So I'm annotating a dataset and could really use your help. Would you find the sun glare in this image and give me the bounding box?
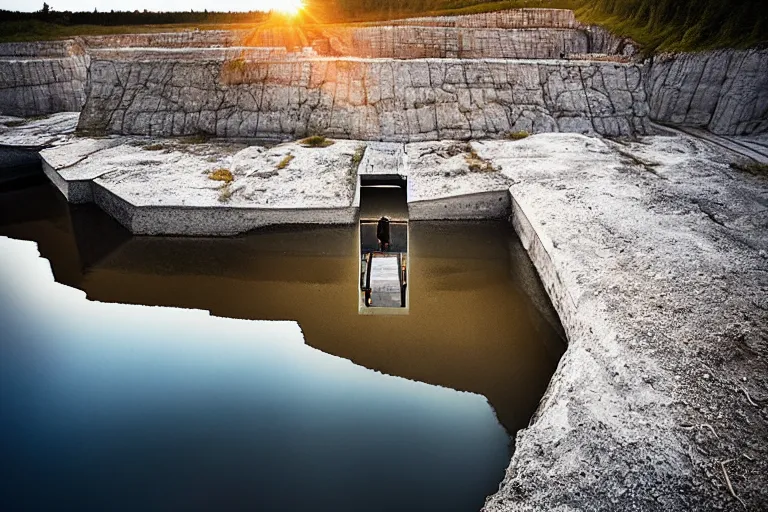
[273,0,305,16]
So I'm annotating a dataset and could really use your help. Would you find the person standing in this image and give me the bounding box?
[376,216,391,251]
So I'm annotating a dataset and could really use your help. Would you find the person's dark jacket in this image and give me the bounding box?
[376,217,391,245]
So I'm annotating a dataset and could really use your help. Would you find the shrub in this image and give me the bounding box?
[505,130,530,140]
[301,135,334,148]
[143,143,166,151]
[276,154,294,169]
[209,168,234,183]
[465,149,497,172]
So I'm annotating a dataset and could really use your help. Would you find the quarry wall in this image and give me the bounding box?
[647,49,768,135]
[77,56,650,139]
[0,41,88,117]
[2,8,766,136]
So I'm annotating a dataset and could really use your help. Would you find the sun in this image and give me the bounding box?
[273,0,304,16]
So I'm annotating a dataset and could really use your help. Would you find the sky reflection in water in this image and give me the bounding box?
[0,237,510,512]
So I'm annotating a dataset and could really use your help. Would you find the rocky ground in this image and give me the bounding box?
[40,136,361,209]
[0,112,78,147]
[477,133,768,510]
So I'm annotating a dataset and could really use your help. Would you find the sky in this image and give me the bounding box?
[0,0,286,12]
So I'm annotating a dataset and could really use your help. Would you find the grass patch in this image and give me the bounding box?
[143,143,166,151]
[348,144,366,189]
[208,168,234,183]
[276,154,294,170]
[465,149,497,172]
[730,161,768,177]
[0,19,266,43]
[504,130,530,140]
[300,135,334,148]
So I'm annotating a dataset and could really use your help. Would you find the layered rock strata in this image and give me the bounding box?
[78,56,650,139]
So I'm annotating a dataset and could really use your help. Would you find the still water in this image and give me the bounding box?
[0,179,565,512]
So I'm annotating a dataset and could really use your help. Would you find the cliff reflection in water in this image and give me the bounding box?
[0,181,566,436]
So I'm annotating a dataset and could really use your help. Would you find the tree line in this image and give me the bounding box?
[0,4,267,26]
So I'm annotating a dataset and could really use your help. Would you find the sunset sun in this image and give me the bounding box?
[272,0,304,16]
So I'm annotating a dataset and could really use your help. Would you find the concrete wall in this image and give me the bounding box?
[647,49,768,135]
[408,190,511,220]
[0,41,87,117]
[91,181,358,236]
[77,56,650,139]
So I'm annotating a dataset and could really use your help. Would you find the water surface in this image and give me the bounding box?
[0,180,565,511]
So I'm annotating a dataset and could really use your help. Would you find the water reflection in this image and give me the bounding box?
[0,237,510,511]
[0,180,567,511]
[0,182,566,435]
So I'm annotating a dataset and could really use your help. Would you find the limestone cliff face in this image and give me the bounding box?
[0,41,88,117]
[392,8,581,29]
[343,27,589,59]
[647,49,768,135]
[77,56,649,139]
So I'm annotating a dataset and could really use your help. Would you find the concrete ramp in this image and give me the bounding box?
[369,254,403,308]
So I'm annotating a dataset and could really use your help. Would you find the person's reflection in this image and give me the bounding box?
[376,216,390,251]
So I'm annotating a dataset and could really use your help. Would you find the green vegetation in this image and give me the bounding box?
[575,0,768,52]
[0,7,267,42]
[301,135,334,148]
[323,0,766,51]
[348,144,366,189]
[208,168,234,183]
[465,148,497,172]
[276,154,295,169]
[504,130,530,140]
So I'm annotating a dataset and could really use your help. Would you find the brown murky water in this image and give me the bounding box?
[0,178,565,512]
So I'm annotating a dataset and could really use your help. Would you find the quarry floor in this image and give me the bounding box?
[1,115,767,509]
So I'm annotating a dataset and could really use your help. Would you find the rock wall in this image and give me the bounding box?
[0,40,83,57]
[391,8,579,28]
[345,27,588,59]
[0,41,88,117]
[647,49,768,135]
[81,30,248,48]
[77,56,650,139]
